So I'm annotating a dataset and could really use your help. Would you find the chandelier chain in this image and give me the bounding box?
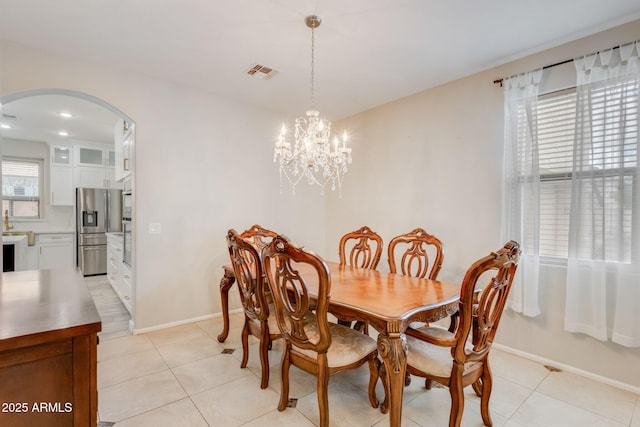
[310,26,315,110]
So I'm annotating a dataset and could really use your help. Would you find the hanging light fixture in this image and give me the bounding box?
[273,15,352,195]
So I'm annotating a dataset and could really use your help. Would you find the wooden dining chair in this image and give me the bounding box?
[403,241,521,427]
[388,227,450,358]
[262,236,380,427]
[339,225,383,270]
[239,224,285,322]
[387,228,444,279]
[337,226,383,333]
[226,228,282,389]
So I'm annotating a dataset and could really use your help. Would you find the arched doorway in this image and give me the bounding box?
[1,88,135,338]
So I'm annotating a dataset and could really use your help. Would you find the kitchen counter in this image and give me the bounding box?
[3,234,27,244]
[0,269,101,426]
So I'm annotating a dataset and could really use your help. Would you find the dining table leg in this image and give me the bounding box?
[217,267,236,342]
[377,329,408,427]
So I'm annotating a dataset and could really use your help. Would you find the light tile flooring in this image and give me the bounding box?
[87,276,640,426]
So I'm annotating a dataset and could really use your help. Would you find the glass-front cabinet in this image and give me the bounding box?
[75,145,114,168]
[77,146,104,166]
[51,145,72,166]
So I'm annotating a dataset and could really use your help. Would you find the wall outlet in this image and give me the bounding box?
[148,223,161,234]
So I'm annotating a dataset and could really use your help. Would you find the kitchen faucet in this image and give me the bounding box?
[4,210,14,231]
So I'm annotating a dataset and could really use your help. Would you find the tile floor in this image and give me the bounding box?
[89,276,640,426]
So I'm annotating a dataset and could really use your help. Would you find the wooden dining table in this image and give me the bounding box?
[217,261,460,426]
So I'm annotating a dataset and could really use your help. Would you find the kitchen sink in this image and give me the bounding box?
[2,231,36,246]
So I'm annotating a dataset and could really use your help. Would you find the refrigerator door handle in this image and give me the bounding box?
[82,246,105,251]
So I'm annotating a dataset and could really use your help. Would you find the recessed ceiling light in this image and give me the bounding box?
[58,112,74,118]
[58,130,69,136]
[0,124,12,129]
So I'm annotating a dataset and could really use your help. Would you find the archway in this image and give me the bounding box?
[1,88,135,337]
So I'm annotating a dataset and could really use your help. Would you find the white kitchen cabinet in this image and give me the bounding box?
[51,145,73,165]
[106,233,131,314]
[75,145,113,167]
[50,166,75,206]
[120,263,133,313]
[75,166,121,189]
[49,144,74,206]
[107,233,122,288]
[76,166,106,188]
[114,119,133,182]
[76,146,104,166]
[74,144,120,189]
[37,233,74,270]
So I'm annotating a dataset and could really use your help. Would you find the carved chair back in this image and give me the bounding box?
[263,236,332,354]
[226,229,268,322]
[239,224,279,251]
[338,226,383,270]
[387,228,444,279]
[454,241,520,364]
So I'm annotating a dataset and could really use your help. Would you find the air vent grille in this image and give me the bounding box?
[246,64,278,80]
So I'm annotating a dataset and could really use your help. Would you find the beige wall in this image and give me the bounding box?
[328,20,640,390]
[0,40,327,331]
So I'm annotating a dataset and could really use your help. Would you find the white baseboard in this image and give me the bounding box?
[493,343,640,395]
[130,315,638,395]
[132,308,244,335]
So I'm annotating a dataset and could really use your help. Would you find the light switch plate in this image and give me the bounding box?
[148,223,161,234]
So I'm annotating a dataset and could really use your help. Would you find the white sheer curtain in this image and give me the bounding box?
[564,42,640,347]
[502,69,543,317]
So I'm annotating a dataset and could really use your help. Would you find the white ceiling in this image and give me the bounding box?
[2,94,120,145]
[1,0,640,143]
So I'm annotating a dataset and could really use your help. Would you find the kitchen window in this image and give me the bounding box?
[2,157,43,219]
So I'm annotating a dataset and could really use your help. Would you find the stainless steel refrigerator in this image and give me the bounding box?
[76,188,122,276]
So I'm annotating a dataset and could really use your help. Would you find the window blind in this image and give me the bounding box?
[532,80,638,260]
[2,158,42,218]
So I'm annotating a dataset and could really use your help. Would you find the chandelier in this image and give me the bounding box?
[273,15,352,195]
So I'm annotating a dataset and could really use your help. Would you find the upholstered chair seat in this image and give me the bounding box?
[406,327,480,378]
[296,321,378,367]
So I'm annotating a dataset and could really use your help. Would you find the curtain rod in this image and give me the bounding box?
[493,40,638,87]
[493,58,573,86]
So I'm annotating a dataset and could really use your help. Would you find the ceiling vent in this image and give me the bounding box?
[246,63,278,80]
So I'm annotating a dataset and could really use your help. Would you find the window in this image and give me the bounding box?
[532,81,638,260]
[2,157,43,219]
[536,89,576,258]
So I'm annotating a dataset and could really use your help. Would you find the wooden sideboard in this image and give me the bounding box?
[0,269,101,426]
